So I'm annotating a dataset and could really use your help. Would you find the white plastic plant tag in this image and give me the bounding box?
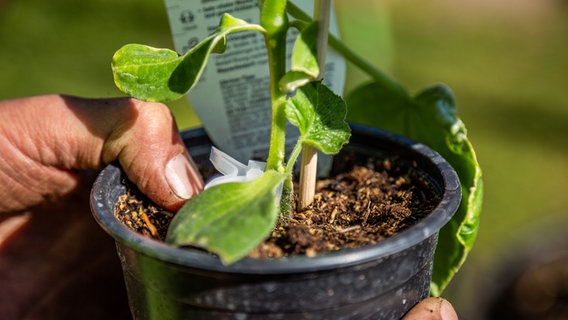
[205,146,266,189]
[164,0,346,166]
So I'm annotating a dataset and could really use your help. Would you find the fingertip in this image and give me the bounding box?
[121,152,203,212]
[165,154,198,200]
[402,297,458,320]
[440,298,459,320]
[158,153,203,211]
[166,153,203,196]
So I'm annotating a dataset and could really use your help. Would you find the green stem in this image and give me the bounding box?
[261,0,289,172]
[286,2,407,96]
[285,140,303,174]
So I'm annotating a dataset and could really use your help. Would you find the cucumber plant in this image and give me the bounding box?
[111,0,482,296]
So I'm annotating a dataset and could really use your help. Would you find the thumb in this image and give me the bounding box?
[402,297,458,320]
[0,95,203,213]
[99,98,204,211]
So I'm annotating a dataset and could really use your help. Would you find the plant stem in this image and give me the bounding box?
[286,2,407,96]
[285,140,303,174]
[261,0,289,172]
[328,36,407,95]
[298,0,331,209]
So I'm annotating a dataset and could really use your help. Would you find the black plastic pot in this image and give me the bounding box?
[90,124,460,320]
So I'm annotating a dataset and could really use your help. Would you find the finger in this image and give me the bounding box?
[58,95,205,209]
[0,95,86,212]
[0,95,203,213]
[402,297,459,320]
[96,98,204,211]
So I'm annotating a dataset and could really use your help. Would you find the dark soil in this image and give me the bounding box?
[115,158,440,259]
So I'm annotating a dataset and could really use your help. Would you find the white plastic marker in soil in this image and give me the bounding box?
[164,0,345,166]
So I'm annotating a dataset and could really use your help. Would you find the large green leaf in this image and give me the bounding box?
[285,81,351,154]
[166,170,286,265]
[346,82,483,296]
[112,14,265,102]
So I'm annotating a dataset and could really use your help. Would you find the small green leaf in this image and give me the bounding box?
[285,81,351,154]
[279,71,312,93]
[112,14,265,102]
[279,22,319,92]
[166,170,286,265]
[112,45,185,102]
[346,82,483,296]
[290,22,319,77]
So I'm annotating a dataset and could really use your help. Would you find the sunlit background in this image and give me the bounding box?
[2,0,567,318]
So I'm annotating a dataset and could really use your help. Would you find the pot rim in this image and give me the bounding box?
[90,124,461,274]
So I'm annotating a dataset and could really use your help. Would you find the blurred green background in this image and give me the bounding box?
[2,0,567,318]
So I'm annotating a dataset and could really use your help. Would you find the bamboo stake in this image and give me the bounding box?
[298,0,331,209]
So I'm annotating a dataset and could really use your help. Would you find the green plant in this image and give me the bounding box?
[111,0,482,296]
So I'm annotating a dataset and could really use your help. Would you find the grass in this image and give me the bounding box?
[2,0,568,317]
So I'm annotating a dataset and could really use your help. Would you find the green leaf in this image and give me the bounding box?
[346,82,483,296]
[279,71,313,92]
[112,14,265,102]
[279,21,319,92]
[166,170,286,265]
[285,81,351,154]
[111,45,184,102]
[290,22,319,77]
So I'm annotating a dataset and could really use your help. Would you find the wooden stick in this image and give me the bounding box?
[298,0,331,210]
[298,144,317,209]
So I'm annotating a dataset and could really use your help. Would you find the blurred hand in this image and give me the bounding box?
[403,297,459,320]
[0,94,203,213]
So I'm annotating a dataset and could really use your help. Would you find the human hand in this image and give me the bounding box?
[0,94,203,213]
[403,297,459,320]
[0,94,203,318]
